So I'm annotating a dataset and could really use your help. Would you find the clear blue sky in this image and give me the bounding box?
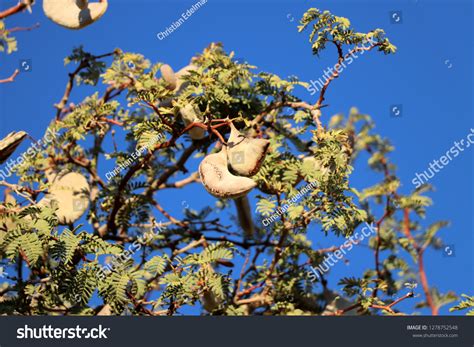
[0,0,472,315]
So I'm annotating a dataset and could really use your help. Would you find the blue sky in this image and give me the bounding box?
[0,0,472,315]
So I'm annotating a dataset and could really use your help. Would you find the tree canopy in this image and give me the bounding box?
[0,6,472,316]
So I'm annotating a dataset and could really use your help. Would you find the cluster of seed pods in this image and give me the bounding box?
[199,124,270,199]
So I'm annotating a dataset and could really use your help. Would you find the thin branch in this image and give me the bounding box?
[403,208,438,315]
[143,101,174,130]
[1,22,40,34]
[372,202,391,298]
[0,69,19,84]
[152,199,187,227]
[106,138,195,234]
[365,144,438,315]
[236,282,265,299]
[63,150,107,189]
[313,42,382,128]
[55,51,116,120]
[158,172,199,189]
[147,142,199,195]
[234,250,251,299]
[329,302,361,316]
[173,237,206,255]
[387,292,415,309]
[0,1,28,20]
[370,292,414,314]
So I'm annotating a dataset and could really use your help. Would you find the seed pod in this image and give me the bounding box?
[227,123,270,177]
[175,64,197,79]
[160,64,177,91]
[180,104,206,140]
[234,195,254,239]
[157,65,198,108]
[199,147,256,199]
[43,0,108,30]
[38,172,90,225]
[0,131,27,164]
[174,64,198,93]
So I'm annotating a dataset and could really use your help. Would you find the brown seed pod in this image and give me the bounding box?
[160,64,178,91]
[158,65,198,108]
[234,195,254,239]
[0,131,27,164]
[38,172,90,225]
[227,123,270,177]
[180,104,206,140]
[199,147,256,199]
[43,0,108,30]
[174,64,198,93]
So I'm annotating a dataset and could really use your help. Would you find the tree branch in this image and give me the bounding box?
[55,51,116,120]
[1,22,40,34]
[0,1,28,20]
[0,69,19,84]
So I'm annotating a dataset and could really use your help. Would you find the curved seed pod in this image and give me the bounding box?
[43,0,108,30]
[160,64,177,91]
[234,195,254,239]
[174,64,198,93]
[180,104,206,140]
[227,123,270,177]
[175,64,198,79]
[38,172,90,225]
[0,131,27,164]
[158,65,198,108]
[199,147,256,199]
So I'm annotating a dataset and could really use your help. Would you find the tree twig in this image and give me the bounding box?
[1,22,40,34]
[0,69,19,84]
[0,1,28,20]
